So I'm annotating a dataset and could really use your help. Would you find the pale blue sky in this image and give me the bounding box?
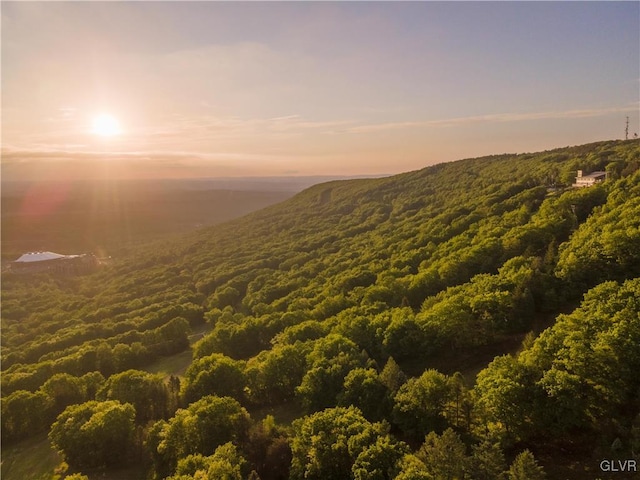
[2,1,638,179]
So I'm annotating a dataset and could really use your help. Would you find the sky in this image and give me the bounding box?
[2,1,639,180]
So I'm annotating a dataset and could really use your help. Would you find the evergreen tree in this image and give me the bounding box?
[508,450,546,480]
[417,428,467,480]
[468,440,507,480]
[380,356,407,393]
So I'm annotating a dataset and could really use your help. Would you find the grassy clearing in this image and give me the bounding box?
[249,401,305,426]
[1,433,146,480]
[144,347,194,379]
[1,433,61,480]
[1,433,148,480]
[76,465,148,480]
[143,322,212,379]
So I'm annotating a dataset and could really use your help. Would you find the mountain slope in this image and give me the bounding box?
[2,139,639,479]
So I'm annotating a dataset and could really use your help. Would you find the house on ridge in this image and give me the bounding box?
[572,170,607,188]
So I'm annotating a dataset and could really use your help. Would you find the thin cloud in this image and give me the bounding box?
[349,105,639,133]
[136,114,355,141]
[1,146,301,166]
[265,115,353,132]
[348,121,424,134]
[5,112,356,154]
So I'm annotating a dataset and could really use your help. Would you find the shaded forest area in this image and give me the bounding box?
[2,139,639,480]
[1,179,293,262]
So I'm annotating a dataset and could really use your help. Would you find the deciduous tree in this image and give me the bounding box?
[49,400,135,469]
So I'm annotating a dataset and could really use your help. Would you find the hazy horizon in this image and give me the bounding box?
[2,1,638,181]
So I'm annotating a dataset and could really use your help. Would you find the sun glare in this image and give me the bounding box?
[91,114,122,136]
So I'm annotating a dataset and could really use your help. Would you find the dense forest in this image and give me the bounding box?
[2,139,639,480]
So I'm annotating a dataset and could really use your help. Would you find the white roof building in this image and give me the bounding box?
[10,251,94,274]
[14,251,79,263]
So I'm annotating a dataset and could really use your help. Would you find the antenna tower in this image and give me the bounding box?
[626,116,629,140]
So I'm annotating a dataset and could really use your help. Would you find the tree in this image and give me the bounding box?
[199,442,247,479]
[507,450,546,480]
[383,314,426,361]
[333,313,386,361]
[41,373,85,416]
[474,355,538,441]
[416,429,467,480]
[394,454,432,480]
[211,286,241,309]
[468,440,507,480]
[271,320,329,345]
[1,390,53,442]
[152,395,251,474]
[167,443,248,480]
[95,342,116,377]
[79,371,106,399]
[181,354,246,404]
[443,372,474,433]
[351,434,408,480]
[392,370,453,440]
[290,406,397,480]
[379,356,407,394]
[245,343,309,405]
[49,400,135,469]
[339,368,392,422]
[97,369,171,423]
[155,317,191,355]
[243,415,292,480]
[296,334,368,411]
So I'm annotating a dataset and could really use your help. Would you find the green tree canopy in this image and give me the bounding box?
[392,370,453,440]
[97,369,171,423]
[151,395,251,474]
[416,429,467,480]
[166,443,248,480]
[290,406,404,480]
[507,450,546,480]
[49,400,135,469]
[181,354,247,404]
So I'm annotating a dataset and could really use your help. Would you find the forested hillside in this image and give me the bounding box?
[2,139,639,480]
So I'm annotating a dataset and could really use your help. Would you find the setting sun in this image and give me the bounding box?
[91,114,121,136]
